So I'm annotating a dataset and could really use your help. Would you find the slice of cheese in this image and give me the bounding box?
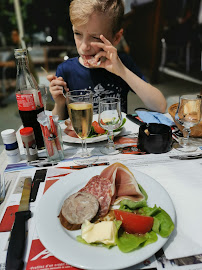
[81,220,116,245]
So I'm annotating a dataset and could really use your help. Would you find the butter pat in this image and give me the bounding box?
[81,220,116,245]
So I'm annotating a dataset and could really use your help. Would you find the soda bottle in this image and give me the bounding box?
[14,48,44,149]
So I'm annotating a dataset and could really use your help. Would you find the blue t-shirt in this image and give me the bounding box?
[56,53,146,113]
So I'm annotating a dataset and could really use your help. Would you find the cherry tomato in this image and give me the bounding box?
[92,121,106,134]
[114,209,154,234]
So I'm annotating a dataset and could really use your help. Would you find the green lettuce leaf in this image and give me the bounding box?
[152,208,175,237]
[87,118,126,138]
[138,184,148,200]
[139,206,174,238]
[115,229,158,253]
[114,118,126,132]
[76,235,116,249]
[120,199,148,212]
[138,205,161,216]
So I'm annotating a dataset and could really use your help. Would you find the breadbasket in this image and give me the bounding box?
[168,103,202,137]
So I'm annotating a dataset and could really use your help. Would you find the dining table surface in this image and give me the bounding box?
[0,111,202,270]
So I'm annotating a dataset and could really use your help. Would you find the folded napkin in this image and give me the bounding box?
[136,111,175,126]
[138,159,202,260]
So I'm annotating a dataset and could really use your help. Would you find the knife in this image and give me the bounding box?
[169,153,202,160]
[57,162,110,170]
[6,177,32,270]
[30,169,47,202]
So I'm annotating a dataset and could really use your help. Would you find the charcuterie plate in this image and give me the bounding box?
[36,166,175,270]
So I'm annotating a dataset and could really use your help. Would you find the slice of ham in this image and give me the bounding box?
[100,163,144,204]
[64,119,78,138]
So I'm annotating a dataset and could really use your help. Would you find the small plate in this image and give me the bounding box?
[61,114,121,144]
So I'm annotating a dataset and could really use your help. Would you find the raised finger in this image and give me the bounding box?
[57,76,65,81]
[99,35,112,45]
[47,74,57,82]
[91,41,106,51]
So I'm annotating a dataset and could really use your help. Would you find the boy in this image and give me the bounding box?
[48,0,166,120]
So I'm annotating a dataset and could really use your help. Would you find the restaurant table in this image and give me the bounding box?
[0,113,202,270]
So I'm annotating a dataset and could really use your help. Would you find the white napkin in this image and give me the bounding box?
[136,159,202,259]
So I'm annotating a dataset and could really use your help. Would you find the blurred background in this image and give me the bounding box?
[0,0,202,153]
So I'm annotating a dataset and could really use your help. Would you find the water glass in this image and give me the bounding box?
[98,97,122,155]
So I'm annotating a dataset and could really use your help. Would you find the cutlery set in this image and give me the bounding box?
[6,177,32,270]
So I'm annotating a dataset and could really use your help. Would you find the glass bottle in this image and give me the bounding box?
[14,48,44,149]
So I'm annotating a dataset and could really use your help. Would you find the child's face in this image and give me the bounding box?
[73,12,116,67]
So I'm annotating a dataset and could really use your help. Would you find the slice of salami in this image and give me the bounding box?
[80,175,114,217]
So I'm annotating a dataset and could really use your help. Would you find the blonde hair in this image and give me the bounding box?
[69,0,124,36]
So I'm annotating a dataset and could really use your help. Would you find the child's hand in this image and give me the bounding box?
[47,75,68,105]
[90,35,124,77]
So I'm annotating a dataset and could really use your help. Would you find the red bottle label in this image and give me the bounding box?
[16,93,36,111]
[38,91,44,108]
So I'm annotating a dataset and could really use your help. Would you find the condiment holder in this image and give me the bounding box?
[37,112,64,162]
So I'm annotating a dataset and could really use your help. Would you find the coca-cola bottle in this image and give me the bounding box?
[14,48,44,149]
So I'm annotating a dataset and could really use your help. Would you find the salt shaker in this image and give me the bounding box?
[1,129,21,163]
[20,127,38,161]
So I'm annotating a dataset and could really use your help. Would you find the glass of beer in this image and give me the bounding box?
[66,90,97,164]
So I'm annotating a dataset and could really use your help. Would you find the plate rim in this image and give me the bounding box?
[36,166,176,270]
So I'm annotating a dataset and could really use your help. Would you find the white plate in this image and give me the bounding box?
[61,114,122,143]
[36,167,175,270]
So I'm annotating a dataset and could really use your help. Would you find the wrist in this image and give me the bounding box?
[53,102,67,120]
[55,96,66,105]
[117,64,128,80]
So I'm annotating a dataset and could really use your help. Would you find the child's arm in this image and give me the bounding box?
[91,35,167,113]
[47,75,69,119]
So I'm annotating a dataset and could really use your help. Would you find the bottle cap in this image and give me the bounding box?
[1,129,17,144]
[20,127,34,136]
[14,48,27,58]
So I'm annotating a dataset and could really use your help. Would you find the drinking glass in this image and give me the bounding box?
[98,97,122,155]
[175,94,202,152]
[66,90,97,164]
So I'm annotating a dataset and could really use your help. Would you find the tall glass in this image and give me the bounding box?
[98,97,122,155]
[175,94,202,152]
[66,90,97,164]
